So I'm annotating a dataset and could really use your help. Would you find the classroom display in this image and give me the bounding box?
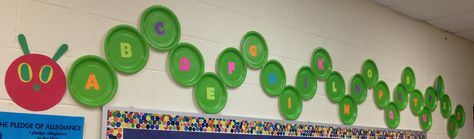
[103,107,426,139]
[2,4,467,138]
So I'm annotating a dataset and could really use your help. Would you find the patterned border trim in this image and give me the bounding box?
[103,107,425,139]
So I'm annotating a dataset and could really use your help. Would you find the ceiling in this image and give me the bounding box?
[373,0,474,42]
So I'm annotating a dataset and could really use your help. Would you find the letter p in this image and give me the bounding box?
[228,62,235,74]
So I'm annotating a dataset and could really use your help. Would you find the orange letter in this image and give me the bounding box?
[85,73,100,91]
[413,98,418,107]
[249,45,257,57]
[378,90,383,99]
[344,104,350,115]
[288,98,292,109]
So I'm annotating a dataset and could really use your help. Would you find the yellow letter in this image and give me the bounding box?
[206,87,215,100]
[120,43,132,57]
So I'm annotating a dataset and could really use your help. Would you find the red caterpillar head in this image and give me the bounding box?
[5,34,68,111]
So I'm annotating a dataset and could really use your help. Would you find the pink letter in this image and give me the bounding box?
[228,62,235,74]
[180,57,190,71]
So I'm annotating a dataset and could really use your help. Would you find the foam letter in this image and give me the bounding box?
[228,62,235,74]
[249,45,257,57]
[120,43,132,58]
[406,76,410,84]
[206,87,215,100]
[414,98,418,107]
[269,73,277,84]
[317,59,324,70]
[332,82,337,92]
[367,69,372,78]
[344,104,350,115]
[389,111,394,119]
[378,90,383,99]
[288,98,292,109]
[180,57,190,71]
[155,22,165,35]
[304,78,308,88]
[85,73,100,91]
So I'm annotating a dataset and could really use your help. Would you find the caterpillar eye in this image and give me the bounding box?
[39,65,53,83]
[18,63,32,83]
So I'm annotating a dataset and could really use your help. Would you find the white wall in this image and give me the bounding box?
[0,0,473,138]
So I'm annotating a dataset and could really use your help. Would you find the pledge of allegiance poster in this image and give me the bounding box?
[0,112,84,139]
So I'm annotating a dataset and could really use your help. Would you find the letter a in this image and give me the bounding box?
[120,43,132,57]
[85,73,100,91]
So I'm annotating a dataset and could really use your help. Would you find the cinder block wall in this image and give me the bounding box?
[0,0,473,138]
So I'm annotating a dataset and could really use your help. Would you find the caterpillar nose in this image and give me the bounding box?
[33,84,41,91]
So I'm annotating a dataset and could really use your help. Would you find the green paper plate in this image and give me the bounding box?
[194,73,227,114]
[409,89,424,116]
[216,47,247,88]
[339,95,357,125]
[434,75,445,99]
[447,115,459,138]
[385,102,400,129]
[168,42,205,87]
[454,105,465,128]
[424,87,438,112]
[326,71,345,103]
[373,81,390,109]
[68,55,118,107]
[295,66,317,100]
[361,59,378,88]
[401,67,416,92]
[350,74,367,104]
[279,86,302,120]
[240,31,268,69]
[312,48,332,80]
[140,5,181,50]
[440,94,452,118]
[419,108,432,132]
[393,83,408,110]
[105,25,149,74]
[260,60,286,96]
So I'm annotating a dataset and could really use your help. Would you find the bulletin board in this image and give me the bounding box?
[102,107,426,139]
